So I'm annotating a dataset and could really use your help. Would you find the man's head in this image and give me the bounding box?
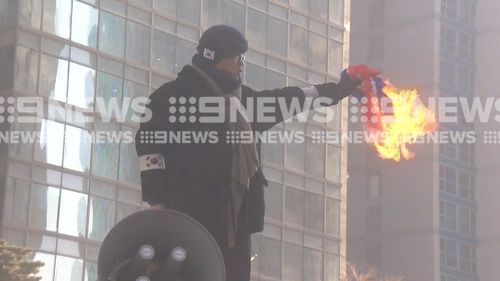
[196,25,248,78]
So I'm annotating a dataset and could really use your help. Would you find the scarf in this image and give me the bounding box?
[191,57,259,248]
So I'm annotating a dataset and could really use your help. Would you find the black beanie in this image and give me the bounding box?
[196,25,248,65]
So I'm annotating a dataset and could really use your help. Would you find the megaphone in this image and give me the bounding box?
[97,209,225,281]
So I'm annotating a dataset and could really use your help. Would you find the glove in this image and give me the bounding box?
[315,69,363,104]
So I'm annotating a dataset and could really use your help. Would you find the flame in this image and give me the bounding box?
[364,82,438,162]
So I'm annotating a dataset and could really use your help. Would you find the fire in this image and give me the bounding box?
[345,65,438,161]
[364,82,438,161]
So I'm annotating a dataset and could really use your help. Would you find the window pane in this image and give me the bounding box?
[116,202,141,222]
[63,125,91,173]
[326,144,340,182]
[266,70,286,89]
[267,17,288,56]
[68,62,96,109]
[326,198,340,235]
[203,0,246,31]
[311,0,328,20]
[58,190,88,237]
[260,236,282,279]
[152,30,176,75]
[88,196,116,241]
[29,184,60,232]
[91,180,116,199]
[290,26,308,65]
[306,139,325,178]
[19,0,42,29]
[287,140,306,172]
[304,248,323,281]
[57,238,84,257]
[305,192,324,232]
[178,0,200,24]
[440,60,456,87]
[43,0,71,39]
[251,235,261,274]
[33,252,55,281]
[39,54,68,101]
[10,122,35,160]
[245,63,266,91]
[154,0,176,18]
[290,0,309,13]
[62,172,89,193]
[329,0,344,25]
[265,182,283,221]
[223,1,245,33]
[92,123,120,179]
[35,120,65,166]
[329,40,343,74]
[118,128,140,185]
[55,255,83,281]
[248,9,267,50]
[96,71,123,117]
[71,1,98,48]
[309,33,327,72]
[126,21,151,66]
[201,0,218,27]
[266,69,286,89]
[284,242,303,281]
[285,187,304,226]
[262,128,285,165]
[3,178,30,227]
[175,38,197,73]
[325,253,340,281]
[129,0,152,8]
[15,46,39,93]
[84,262,98,281]
[123,80,149,122]
[99,11,126,57]
[368,1,384,28]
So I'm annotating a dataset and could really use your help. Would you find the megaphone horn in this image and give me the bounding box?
[97,209,225,281]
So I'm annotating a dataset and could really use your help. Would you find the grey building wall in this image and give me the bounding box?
[475,0,500,280]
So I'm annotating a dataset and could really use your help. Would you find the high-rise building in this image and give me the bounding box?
[475,0,500,281]
[0,1,351,280]
[348,0,478,281]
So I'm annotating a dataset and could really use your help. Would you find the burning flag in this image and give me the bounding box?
[347,65,438,161]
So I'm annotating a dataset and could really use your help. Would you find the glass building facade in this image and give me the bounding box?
[0,0,350,280]
[439,0,478,281]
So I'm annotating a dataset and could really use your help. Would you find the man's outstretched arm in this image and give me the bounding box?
[242,71,361,132]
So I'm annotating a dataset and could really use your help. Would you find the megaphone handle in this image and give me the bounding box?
[150,260,183,281]
[119,245,155,281]
[150,247,187,281]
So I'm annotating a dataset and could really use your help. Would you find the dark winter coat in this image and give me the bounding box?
[135,65,309,236]
[135,64,346,280]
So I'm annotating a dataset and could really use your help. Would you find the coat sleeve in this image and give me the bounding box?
[135,87,173,206]
[240,85,307,132]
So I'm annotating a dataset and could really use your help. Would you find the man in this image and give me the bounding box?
[135,25,362,281]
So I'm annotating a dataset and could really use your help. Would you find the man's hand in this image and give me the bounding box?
[315,72,362,102]
[315,65,381,102]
